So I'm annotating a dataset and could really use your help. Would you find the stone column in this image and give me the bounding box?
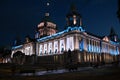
[74,34,79,50]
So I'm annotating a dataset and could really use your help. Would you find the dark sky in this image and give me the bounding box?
[0,0,120,46]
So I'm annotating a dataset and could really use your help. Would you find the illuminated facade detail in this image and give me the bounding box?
[66,4,82,27]
[54,41,58,54]
[44,43,47,54]
[12,45,23,49]
[60,39,65,53]
[39,44,43,56]
[37,21,57,38]
[25,46,31,55]
[66,37,74,51]
[79,38,84,51]
[48,42,52,54]
[11,49,23,58]
[73,15,77,25]
[103,36,109,42]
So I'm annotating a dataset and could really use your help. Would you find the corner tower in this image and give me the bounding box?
[66,4,82,27]
[109,27,118,42]
[37,14,57,38]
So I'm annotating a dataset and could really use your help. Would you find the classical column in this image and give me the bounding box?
[52,41,54,54]
[88,39,91,62]
[65,37,67,51]
[36,43,38,56]
[74,34,79,50]
[83,38,86,51]
[58,39,60,54]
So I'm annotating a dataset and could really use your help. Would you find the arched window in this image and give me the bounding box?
[61,48,64,52]
[55,49,57,54]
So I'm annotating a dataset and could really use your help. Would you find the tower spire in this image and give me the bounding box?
[109,27,118,42]
[66,3,82,27]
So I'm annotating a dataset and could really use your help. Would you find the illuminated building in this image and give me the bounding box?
[11,4,120,65]
[36,13,57,38]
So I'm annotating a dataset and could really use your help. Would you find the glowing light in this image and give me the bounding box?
[12,45,23,49]
[110,40,119,45]
[79,39,84,51]
[47,22,56,28]
[44,44,47,54]
[73,15,77,25]
[66,37,74,51]
[25,46,31,55]
[47,2,49,6]
[37,26,85,42]
[38,22,44,27]
[116,47,119,55]
[60,39,65,53]
[39,45,43,56]
[87,43,101,53]
[11,51,15,58]
[103,36,109,42]
[48,42,52,54]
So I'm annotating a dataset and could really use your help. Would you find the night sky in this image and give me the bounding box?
[0,0,120,46]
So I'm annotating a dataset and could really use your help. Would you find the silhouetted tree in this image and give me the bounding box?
[31,54,37,64]
[13,51,25,65]
[68,49,72,63]
[0,46,11,63]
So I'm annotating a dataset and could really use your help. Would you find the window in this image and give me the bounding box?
[45,51,46,54]
[60,39,65,53]
[54,41,58,54]
[66,37,74,51]
[55,49,57,54]
[61,48,64,52]
[50,50,52,54]
[44,44,47,55]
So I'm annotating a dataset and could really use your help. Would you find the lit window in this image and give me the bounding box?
[73,15,77,25]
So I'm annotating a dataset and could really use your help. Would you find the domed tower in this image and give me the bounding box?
[37,14,57,38]
[66,4,82,27]
[35,1,57,38]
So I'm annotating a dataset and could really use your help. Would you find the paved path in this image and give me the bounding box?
[18,67,93,76]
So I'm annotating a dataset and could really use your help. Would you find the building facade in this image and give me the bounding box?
[11,5,120,66]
